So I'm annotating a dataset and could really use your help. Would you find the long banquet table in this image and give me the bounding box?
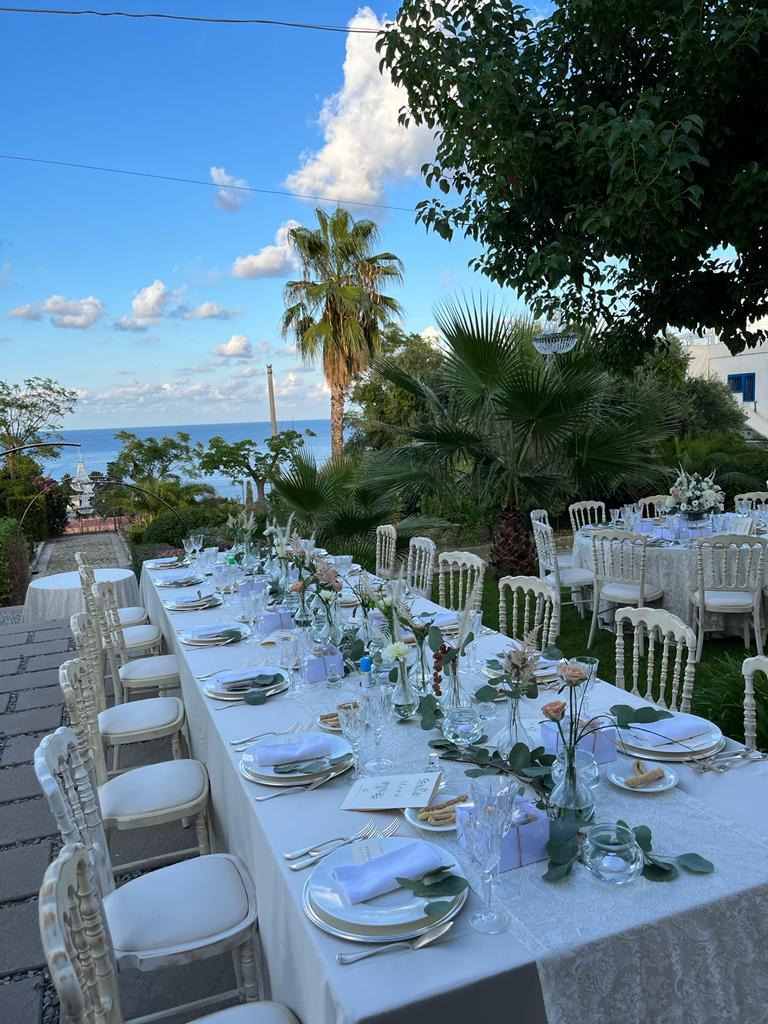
[140,564,768,1024]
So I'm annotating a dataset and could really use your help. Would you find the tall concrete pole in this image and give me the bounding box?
[266,364,278,436]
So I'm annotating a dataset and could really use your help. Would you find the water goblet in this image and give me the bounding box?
[337,701,367,781]
[462,805,509,934]
[610,508,621,525]
[363,684,394,775]
[182,536,194,560]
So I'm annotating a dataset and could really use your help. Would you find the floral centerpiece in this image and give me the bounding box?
[666,467,724,520]
[383,639,419,721]
[475,631,541,758]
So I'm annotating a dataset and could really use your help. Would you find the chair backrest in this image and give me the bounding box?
[531,519,560,585]
[741,655,767,748]
[530,509,550,527]
[591,530,649,591]
[498,575,558,646]
[375,524,397,580]
[39,843,123,1024]
[437,550,486,611]
[91,582,129,688]
[568,500,606,535]
[638,495,668,518]
[406,536,436,597]
[614,606,696,712]
[70,612,110,707]
[34,727,114,897]
[734,491,768,510]
[694,537,765,595]
[59,658,110,788]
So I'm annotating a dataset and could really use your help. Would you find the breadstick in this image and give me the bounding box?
[632,759,647,776]
[626,766,665,788]
[427,809,456,825]
[319,712,340,725]
[417,793,468,821]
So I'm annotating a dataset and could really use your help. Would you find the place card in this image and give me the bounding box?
[341,773,441,811]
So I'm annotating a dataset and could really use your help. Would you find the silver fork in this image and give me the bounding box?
[283,819,375,862]
[230,722,300,747]
[233,722,312,751]
[289,817,400,871]
[255,773,335,802]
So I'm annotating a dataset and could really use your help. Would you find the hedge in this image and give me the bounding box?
[5,494,48,543]
[0,517,30,606]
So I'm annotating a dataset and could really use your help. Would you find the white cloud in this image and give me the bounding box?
[45,295,106,328]
[284,6,434,205]
[213,334,252,359]
[210,166,250,212]
[192,301,240,320]
[7,302,42,321]
[114,279,186,331]
[231,221,300,279]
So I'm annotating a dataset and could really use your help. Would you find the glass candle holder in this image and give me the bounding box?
[582,821,643,885]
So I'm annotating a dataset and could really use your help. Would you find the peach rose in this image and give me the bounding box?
[559,662,588,685]
[290,580,305,592]
[542,700,567,722]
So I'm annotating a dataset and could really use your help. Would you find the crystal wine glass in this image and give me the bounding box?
[337,700,367,781]
[363,684,394,774]
[462,805,509,934]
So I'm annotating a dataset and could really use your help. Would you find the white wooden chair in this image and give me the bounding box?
[59,657,210,870]
[437,550,486,611]
[39,843,300,1024]
[76,555,148,628]
[690,536,766,661]
[588,530,663,648]
[614,606,696,713]
[375,524,397,580]
[741,655,767,749]
[35,728,263,1012]
[638,495,668,519]
[406,536,436,597]
[734,491,768,510]
[531,519,593,633]
[530,510,572,568]
[568,500,606,536]
[498,575,559,646]
[92,579,162,659]
[97,589,181,702]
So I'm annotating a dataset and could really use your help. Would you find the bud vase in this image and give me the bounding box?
[392,660,418,721]
[441,659,470,710]
[496,693,535,758]
[549,751,595,823]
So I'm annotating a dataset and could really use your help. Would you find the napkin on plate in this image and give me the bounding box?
[213,668,282,692]
[173,594,216,608]
[253,734,331,767]
[333,841,445,904]
[190,623,242,639]
[628,712,711,747]
[416,610,459,628]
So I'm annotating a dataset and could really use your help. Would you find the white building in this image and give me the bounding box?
[682,321,768,438]
[68,460,95,516]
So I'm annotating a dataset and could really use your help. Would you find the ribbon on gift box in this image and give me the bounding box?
[456,798,549,871]
[540,718,618,764]
[303,645,344,684]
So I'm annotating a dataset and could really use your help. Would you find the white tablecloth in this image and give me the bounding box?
[140,566,768,1024]
[22,567,138,623]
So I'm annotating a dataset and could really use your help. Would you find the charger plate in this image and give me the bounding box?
[238,754,353,787]
[164,595,222,612]
[240,732,352,786]
[202,678,288,701]
[303,836,467,941]
[616,720,722,760]
[155,576,205,588]
[179,623,250,646]
[146,556,191,570]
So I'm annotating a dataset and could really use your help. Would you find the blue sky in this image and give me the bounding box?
[0,2,527,429]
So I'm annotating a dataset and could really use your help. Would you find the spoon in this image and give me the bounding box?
[336,919,455,965]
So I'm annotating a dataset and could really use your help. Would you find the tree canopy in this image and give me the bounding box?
[196,429,313,501]
[108,430,199,483]
[0,376,78,460]
[378,1,768,353]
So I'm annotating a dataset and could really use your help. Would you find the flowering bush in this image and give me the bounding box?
[666,467,724,514]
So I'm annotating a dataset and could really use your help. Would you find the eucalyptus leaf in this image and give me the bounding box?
[474,684,500,702]
[243,690,268,706]
[428,626,443,653]
[543,860,577,881]
[677,852,714,874]
[642,860,679,882]
[610,704,673,730]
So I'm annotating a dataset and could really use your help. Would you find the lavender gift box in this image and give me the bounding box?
[457,799,549,871]
[260,605,294,633]
[540,718,618,764]
[303,645,344,684]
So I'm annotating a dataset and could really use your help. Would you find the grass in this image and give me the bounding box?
[465,573,768,749]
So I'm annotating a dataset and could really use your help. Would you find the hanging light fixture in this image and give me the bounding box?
[532,310,579,357]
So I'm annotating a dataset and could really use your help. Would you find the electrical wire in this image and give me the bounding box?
[0,153,417,213]
[0,7,387,33]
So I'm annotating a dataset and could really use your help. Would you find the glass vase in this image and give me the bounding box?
[549,751,595,823]
[392,660,418,721]
[411,640,430,696]
[496,694,535,758]
[441,658,470,710]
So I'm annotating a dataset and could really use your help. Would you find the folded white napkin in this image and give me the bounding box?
[174,594,215,607]
[333,841,445,905]
[153,555,185,565]
[191,622,242,638]
[534,659,560,676]
[254,734,331,767]
[214,667,281,691]
[416,610,459,628]
[628,712,711,748]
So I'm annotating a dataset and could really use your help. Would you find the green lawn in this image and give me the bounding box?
[465,574,768,749]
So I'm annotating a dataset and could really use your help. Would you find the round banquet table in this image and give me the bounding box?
[21,567,139,623]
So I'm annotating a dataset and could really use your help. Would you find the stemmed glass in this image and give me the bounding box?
[363,684,394,775]
[337,700,367,781]
[182,536,194,562]
[462,804,509,934]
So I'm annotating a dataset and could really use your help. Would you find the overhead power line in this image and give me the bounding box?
[0,153,417,213]
[0,7,386,33]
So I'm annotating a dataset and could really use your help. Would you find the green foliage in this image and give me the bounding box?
[43,480,70,537]
[616,821,714,882]
[379,1,768,352]
[658,434,768,502]
[108,430,199,483]
[129,498,240,548]
[0,376,78,463]
[0,516,30,606]
[5,493,48,543]
[196,429,313,501]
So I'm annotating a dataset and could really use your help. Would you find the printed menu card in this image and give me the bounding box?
[341,773,441,811]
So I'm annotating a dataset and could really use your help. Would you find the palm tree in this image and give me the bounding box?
[371,297,678,576]
[282,208,404,457]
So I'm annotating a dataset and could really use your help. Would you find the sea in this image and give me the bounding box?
[41,419,332,500]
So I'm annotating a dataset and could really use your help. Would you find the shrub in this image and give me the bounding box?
[130,498,240,548]
[0,517,30,605]
[5,494,48,542]
[43,481,71,537]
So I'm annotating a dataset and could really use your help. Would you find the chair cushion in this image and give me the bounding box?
[123,623,162,649]
[98,696,184,738]
[105,853,251,953]
[546,568,593,587]
[691,589,754,611]
[98,759,208,820]
[600,582,664,604]
[118,605,147,627]
[119,654,180,685]
[198,1005,299,1024]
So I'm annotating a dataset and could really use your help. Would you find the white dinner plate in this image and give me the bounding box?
[179,623,250,646]
[155,575,205,588]
[240,732,352,784]
[616,719,722,758]
[608,763,678,793]
[617,737,726,763]
[203,678,288,701]
[163,595,222,612]
[404,794,465,833]
[146,556,190,569]
[303,836,467,941]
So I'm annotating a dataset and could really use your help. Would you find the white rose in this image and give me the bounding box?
[383,641,409,662]
[319,589,337,603]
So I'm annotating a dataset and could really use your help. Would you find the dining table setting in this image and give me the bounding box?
[139,547,768,1024]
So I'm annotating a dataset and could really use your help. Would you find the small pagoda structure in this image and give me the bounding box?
[68,459,95,516]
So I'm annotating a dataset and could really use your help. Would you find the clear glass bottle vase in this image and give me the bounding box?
[549,750,596,823]
[392,660,418,721]
[441,658,470,709]
[496,693,535,758]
